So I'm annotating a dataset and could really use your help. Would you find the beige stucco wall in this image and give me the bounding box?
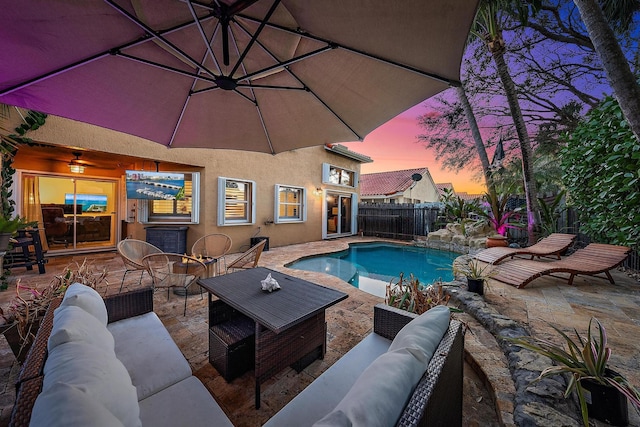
[401,176,440,203]
[4,114,364,252]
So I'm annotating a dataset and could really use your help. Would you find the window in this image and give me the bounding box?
[274,185,306,223]
[218,177,256,226]
[322,163,357,188]
[139,172,200,223]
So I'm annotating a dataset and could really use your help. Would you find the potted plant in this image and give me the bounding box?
[0,215,36,251]
[472,184,524,247]
[510,318,640,426]
[386,273,455,314]
[453,257,493,295]
[0,259,107,362]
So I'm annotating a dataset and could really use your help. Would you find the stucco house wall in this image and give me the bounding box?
[4,114,366,252]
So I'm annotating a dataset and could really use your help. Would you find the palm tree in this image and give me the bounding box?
[573,0,640,142]
[455,84,495,193]
[471,0,540,244]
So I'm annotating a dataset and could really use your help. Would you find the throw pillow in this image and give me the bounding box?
[31,382,125,427]
[43,341,141,427]
[60,283,108,325]
[49,305,115,353]
[387,305,450,363]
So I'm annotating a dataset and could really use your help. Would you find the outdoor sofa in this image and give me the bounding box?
[9,284,232,427]
[265,304,465,427]
[10,285,464,427]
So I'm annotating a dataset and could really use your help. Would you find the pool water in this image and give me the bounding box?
[287,243,456,298]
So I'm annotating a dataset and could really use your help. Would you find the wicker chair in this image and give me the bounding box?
[191,233,232,276]
[117,239,163,291]
[142,253,206,315]
[226,239,267,273]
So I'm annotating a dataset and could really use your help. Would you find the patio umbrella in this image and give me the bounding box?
[0,0,478,154]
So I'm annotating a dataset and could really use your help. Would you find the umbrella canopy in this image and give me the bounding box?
[0,0,478,154]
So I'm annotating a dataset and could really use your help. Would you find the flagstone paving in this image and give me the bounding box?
[0,236,637,426]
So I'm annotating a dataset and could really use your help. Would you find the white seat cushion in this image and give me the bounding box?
[108,312,192,400]
[138,376,233,427]
[60,283,108,325]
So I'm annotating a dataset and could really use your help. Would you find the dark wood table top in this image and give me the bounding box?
[198,267,348,333]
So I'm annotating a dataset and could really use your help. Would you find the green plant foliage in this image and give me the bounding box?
[538,190,566,237]
[510,318,640,427]
[440,187,478,223]
[561,97,640,247]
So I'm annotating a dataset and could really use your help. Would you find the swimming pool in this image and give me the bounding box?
[287,242,456,298]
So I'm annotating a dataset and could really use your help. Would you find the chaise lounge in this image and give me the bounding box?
[475,233,576,265]
[491,243,631,288]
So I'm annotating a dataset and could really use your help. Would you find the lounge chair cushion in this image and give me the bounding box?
[314,306,450,427]
[42,341,140,427]
[107,311,192,400]
[60,283,108,325]
[30,382,125,427]
[48,305,115,353]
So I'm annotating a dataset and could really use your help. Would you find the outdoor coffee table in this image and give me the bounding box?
[198,267,348,409]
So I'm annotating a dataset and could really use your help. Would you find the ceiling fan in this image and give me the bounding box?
[68,152,92,173]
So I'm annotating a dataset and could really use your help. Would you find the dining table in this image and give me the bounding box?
[198,267,348,409]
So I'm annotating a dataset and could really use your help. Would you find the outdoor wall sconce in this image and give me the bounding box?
[313,187,323,196]
[68,152,85,174]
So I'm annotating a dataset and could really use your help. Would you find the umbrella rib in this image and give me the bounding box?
[0,14,215,97]
[227,21,274,154]
[116,52,219,85]
[237,44,332,83]
[104,0,220,79]
[186,0,220,74]
[229,0,281,77]
[234,19,362,140]
[236,13,460,87]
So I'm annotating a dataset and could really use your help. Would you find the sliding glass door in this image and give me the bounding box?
[22,174,118,252]
[325,192,357,237]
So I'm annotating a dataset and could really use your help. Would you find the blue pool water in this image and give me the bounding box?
[287,243,456,298]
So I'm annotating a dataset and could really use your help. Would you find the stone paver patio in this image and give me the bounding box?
[0,236,638,426]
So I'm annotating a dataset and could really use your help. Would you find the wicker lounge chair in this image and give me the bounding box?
[492,243,631,288]
[117,239,163,291]
[226,239,267,273]
[191,233,232,276]
[475,233,576,265]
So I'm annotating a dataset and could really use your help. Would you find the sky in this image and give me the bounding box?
[343,102,486,195]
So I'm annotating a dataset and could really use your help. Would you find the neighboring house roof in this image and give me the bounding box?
[360,167,431,197]
[435,182,454,196]
[456,192,483,201]
[324,144,373,163]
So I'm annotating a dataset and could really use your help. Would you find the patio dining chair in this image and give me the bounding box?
[226,239,267,273]
[191,233,232,276]
[141,253,207,315]
[117,239,163,291]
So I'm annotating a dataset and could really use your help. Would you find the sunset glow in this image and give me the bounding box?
[343,104,486,195]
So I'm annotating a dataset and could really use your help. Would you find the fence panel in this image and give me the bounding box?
[357,203,441,240]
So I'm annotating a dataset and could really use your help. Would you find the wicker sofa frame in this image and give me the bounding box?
[374,304,464,427]
[9,287,154,426]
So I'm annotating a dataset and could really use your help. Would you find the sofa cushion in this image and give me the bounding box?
[107,311,192,400]
[30,382,125,427]
[388,305,450,361]
[60,283,108,325]
[43,341,140,427]
[139,376,233,427]
[313,306,450,427]
[264,333,392,427]
[49,305,115,353]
